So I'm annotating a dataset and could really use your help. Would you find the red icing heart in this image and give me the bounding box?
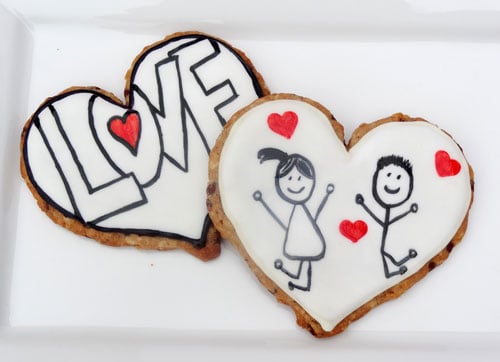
[267,111,298,139]
[108,111,141,155]
[435,150,461,177]
[339,220,368,243]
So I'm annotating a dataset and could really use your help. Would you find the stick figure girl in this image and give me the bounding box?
[253,147,334,291]
[355,155,418,278]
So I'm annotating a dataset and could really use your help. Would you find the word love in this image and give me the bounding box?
[22,33,265,247]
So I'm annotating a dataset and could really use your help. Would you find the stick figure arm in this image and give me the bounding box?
[389,202,418,225]
[315,183,335,221]
[355,193,383,226]
[253,190,287,231]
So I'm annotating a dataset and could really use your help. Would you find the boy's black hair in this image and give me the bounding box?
[376,155,413,177]
[373,154,414,207]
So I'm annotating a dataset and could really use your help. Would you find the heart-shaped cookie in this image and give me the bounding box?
[20,31,268,260]
[207,94,473,336]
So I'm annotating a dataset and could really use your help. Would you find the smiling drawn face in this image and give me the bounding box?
[373,156,413,207]
[277,166,315,204]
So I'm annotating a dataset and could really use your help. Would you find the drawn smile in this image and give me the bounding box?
[384,185,400,194]
[287,186,305,194]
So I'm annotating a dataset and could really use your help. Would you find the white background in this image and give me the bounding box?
[0,0,499,361]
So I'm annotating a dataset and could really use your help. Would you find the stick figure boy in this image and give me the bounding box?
[356,155,418,278]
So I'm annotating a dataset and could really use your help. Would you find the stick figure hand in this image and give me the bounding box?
[355,193,364,204]
[410,203,418,213]
[253,190,262,201]
[326,183,335,194]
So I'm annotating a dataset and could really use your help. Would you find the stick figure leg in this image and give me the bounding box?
[382,252,408,278]
[288,261,312,292]
[393,249,417,266]
[383,248,418,275]
[274,259,303,279]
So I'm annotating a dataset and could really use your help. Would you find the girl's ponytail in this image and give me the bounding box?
[257,147,288,164]
[257,147,314,180]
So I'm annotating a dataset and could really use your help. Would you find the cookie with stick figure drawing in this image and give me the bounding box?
[207,94,474,337]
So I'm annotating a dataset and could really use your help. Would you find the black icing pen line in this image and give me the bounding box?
[34,115,83,220]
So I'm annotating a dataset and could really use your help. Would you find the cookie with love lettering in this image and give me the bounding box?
[20,31,268,260]
[207,93,474,336]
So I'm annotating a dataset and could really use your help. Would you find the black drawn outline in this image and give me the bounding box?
[190,40,239,127]
[130,52,187,171]
[253,147,334,292]
[355,155,419,278]
[23,33,266,248]
[129,36,262,173]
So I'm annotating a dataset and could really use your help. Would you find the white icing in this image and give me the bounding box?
[26,124,73,213]
[96,115,210,239]
[154,57,184,168]
[285,205,325,258]
[24,34,262,242]
[218,98,471,331]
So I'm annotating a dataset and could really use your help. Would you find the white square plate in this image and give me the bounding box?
[1,1,499,360]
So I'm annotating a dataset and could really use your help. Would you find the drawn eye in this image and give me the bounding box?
[387,172,392,177]
[288,176,292,181]
[397,174,401,180]
[298,176,302,181]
